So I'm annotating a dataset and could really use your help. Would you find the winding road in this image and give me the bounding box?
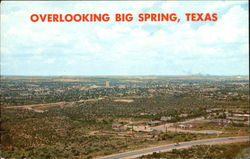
[98,136,249,159]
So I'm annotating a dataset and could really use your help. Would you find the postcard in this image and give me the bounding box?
[1,1,249,159]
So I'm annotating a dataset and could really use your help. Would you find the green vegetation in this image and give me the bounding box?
[160,132,198,142]
[1,95,214,158]
[0,76,249,158]
[139,142,250,159]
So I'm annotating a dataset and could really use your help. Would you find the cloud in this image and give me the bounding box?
[1,1,248,75]
[196,5,248,44]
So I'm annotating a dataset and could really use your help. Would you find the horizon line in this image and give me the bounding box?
[0,74,249,77]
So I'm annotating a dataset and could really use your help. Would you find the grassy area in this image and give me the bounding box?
[191,121,249,136]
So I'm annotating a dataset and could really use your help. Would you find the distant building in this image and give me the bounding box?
[178,124,193,129]
[105,81,110,88]
[206,108,221,113]
[112,123,122,128]
[160,116,172,122]
[148,121,162,126]
[117,85,126,88]
[89,85,100,89]
[178,114,188,117]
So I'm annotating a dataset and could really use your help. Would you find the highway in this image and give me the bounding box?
[98,136,249,159]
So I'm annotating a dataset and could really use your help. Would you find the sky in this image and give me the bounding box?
[1,1,249,76]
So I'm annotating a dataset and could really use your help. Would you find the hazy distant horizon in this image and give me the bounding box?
[1,74,249,77]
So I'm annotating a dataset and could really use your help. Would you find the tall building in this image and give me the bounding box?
[105,81,110,88]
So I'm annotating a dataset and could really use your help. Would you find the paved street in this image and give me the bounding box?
[98,136,249,159]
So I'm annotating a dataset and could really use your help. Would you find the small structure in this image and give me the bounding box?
[178,114,188,117]
[178,124,193,129]
[117,85,126,88]
[89,85,100,89]
[112,124,128,131]
[160,116,172,122]
[133,125,153,132]
[206,108,221,113]
[148,121,162,126]
[112,123,122,128]
[105,81,110,88]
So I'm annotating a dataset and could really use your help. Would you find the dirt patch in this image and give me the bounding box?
[32,109,45,113]
[114,99,134,103]
[3,98,104,113]
[4,102,71,112]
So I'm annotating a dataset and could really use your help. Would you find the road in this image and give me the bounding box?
[98,136,249,159]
